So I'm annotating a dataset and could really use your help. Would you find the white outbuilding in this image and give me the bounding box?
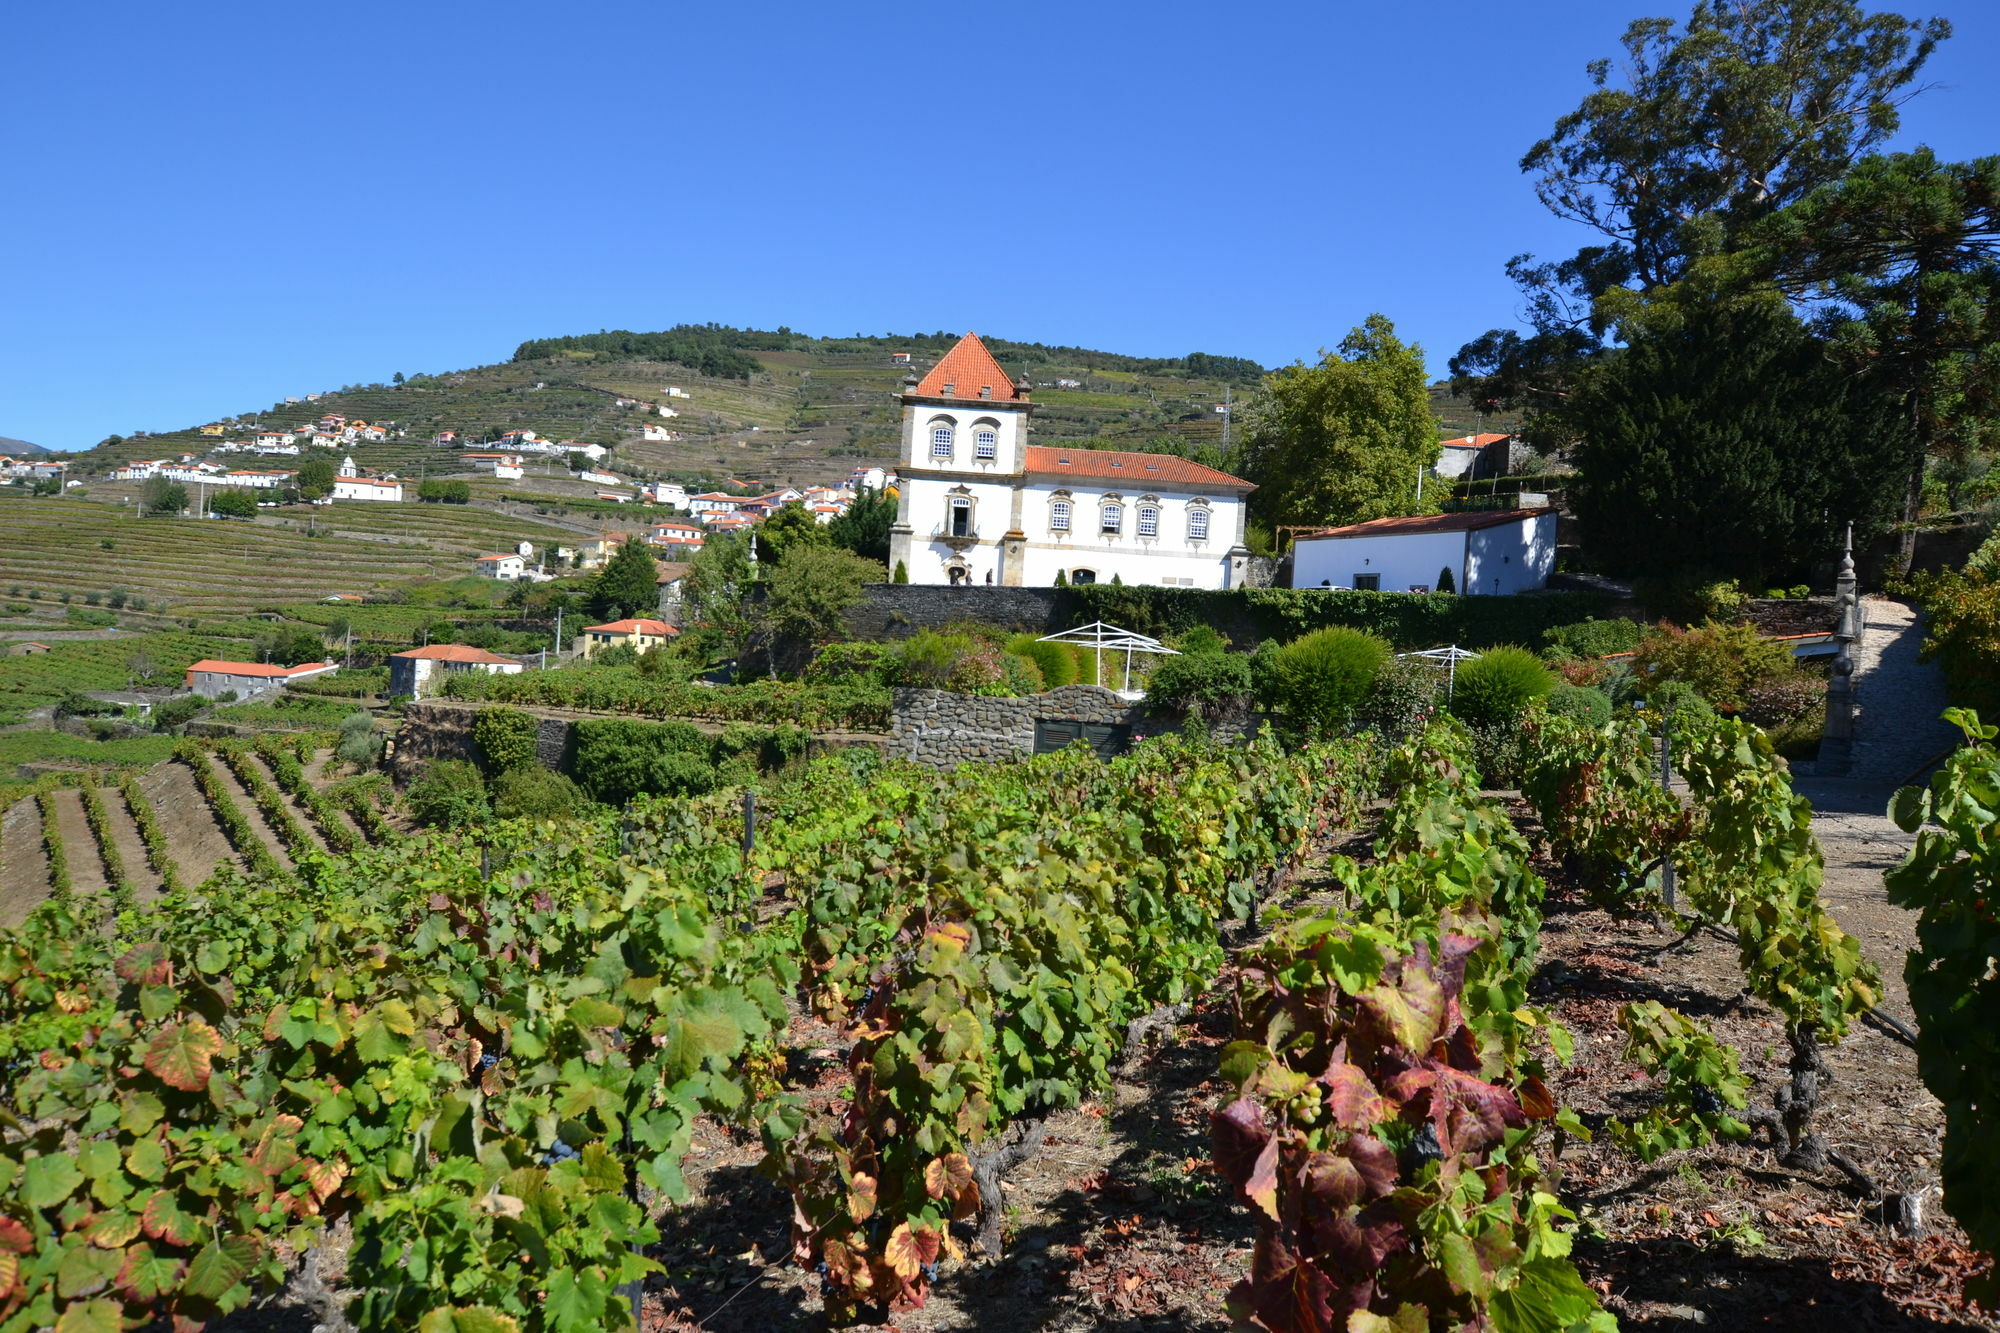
[1290,508,1557,596]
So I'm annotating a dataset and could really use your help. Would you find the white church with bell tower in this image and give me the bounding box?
[886,333,1255,588]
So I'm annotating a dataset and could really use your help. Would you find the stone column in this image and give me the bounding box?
[1819,524,1860,775]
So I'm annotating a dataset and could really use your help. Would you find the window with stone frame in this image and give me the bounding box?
[1100,502,1123,535]
[973,424,999,459]
[948,495,974,537]
[1049,499,1071,532]
[1187,504,1211,541]
[1137,504,1160,538]
[929,420,954,459]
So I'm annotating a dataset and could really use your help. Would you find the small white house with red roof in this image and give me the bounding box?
[887,332,1254,588]
[579,617,678,660]
[1290,508,1557,596]
[185,659,338,699]
[388,644,524,700]
[1433,433,1517,482]
[474,552,528,580]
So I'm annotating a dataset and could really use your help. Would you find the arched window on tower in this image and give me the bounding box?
[1100,501,1123,535]
[1049,499,1072,532]
[973,423,999,460]
[1136,504,1160,538]
[928,419,955,460]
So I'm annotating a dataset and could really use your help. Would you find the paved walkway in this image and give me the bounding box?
[1843,596,1960,789]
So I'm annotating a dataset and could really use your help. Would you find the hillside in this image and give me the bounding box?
[0,436,52,456]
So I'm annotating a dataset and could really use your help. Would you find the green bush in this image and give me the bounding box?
[1054,584,1611,650]
[1260,627,1390,736]
[1544,683,1614,727]
[1006,634,1080,688]
[404,759,490,829]
[1630,620,1797,711]
[473,705,540,773]
[337,711,382,768]
[1146,651,1253,712]
[1541,617,1642,662]
[1448,647,1556,729]
[1172,624,1231,656]
[490,766,589,820]
[1647,679,1716,722]
[804,641,898,686]
[1357,655,1441,742]
[572,718,718,806]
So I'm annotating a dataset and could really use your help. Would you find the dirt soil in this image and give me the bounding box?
[0,797,51,928]
[204,756,295,871]
[49,788,109,899]
[144,760,241,890]
[243,751,331,854]
[101,783,165,902]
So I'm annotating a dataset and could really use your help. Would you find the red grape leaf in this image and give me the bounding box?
[1319,1062,1393,1130]
[143,1019,223,1092]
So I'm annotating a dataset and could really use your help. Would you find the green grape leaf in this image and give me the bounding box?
[21,1153,83,1208]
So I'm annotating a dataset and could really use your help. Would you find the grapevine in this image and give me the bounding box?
[117,771,182,896]
[35,791,70,901]
[77,781,137,913]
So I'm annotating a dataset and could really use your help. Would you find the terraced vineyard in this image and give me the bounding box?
[0,740,397,927]
[0,495,578,618]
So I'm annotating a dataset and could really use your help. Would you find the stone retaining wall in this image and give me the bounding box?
[890,684,1147,767]
[848,585,1063,640]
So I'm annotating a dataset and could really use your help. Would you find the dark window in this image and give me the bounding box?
[1354,573,1381,591]
[1071,568,1097,584]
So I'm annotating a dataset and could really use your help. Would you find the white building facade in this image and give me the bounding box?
[1290,509,1557,595]
[887,333,1253,587]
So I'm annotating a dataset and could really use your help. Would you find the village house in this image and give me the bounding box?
[552,441,608,462]
[687,491,746,517]
[665,386,690,399]
[1289,508,1557,595]
[648,521,704,550]
[219,469,296,489]
[655,562,691,623]
[432,430,458,447]
[578,468,623,486]
[332,476,404,502]
[473,552,528,580]
[254,430,295,448]
[110,460,167,481]
[1432,433,1517,482]
[657,404,678,418]
[645,482,689,508]
[199,424,225,436]
[387,645,524,700]
[461,453,525,479]
[579,617,678,659]
[184,659,338,699]
[639,423,675,442]
[886,333,1254,588]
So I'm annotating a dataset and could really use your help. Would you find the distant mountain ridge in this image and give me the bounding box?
[0,436,53,455]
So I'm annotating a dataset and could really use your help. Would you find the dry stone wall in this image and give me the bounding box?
[890,684,1146,767]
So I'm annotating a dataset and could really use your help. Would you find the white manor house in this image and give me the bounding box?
[887,333,1254,587]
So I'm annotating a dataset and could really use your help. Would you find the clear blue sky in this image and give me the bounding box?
[3,0,1993,450]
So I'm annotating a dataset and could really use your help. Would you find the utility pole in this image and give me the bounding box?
[554,606,563,656]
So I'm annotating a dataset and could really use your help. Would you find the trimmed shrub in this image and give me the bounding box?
[1260,627,1390,736]
[404,759,489,830]
[472,705,540,774]
[1647,679,1716,722]
[1741,672,1826,728]
[1544,684,1614,727]
[1448,647,1556,729]
[571,718,718,805]
[337,711,382,768]
[1173,624,1231,656]
[1006,634,1080,689]
[491,766,589,821]
[805,641,898,686]
[1146,651,1254,713]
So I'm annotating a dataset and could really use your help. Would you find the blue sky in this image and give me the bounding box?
[3,1,1993,450]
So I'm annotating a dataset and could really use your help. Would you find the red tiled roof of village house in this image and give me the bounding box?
[1439,432,1512,450]
[913,333,1023,401]
[1297,508,1554,540]
[184,659,333,682]
[1021,446,1252,489]
[474,553,520,563]
[390,645,519,664]
[583,618,677,636]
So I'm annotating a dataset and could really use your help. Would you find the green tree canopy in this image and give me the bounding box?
[682,531,757,659]
[589,536,661,621]
[141,477,187,515]
[1453,0,1949,435]
[1240,315,1438,528]
[764,544,883,650]
[1564,295,1909,582]
[295,458,336,499]
[1759,148,2000,568]
[826,486,894,564]
[755,503,826,564]
[209,489,257,519]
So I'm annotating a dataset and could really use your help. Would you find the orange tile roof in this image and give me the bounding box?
[1439,432,1512,450]
[1296,508,1554,540]
[1022,446,1252,489]
[390,645,519,664]
[184,659,334,681]
[584,618,677,636]
[913,333,1023,401]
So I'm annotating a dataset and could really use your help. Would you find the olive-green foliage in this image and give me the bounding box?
[1261,627,1390,736]
[404,759,491,830]
[1449,647,1556,729]
[1006,634,1079,688]
[1356,654,1442,742]
[1647,679,1717,723]
[571,718,718,806]
[336,710,382,767]
[591,535,663,620]
[804,641,899,686]
[1630,620,1797,710]
[490,765,589,820]
[1173,624,1231,656]
[473,705,541,774]
[1145,651,1253,712]
[1542,617,1643,661]
[1544,683,1614,727]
